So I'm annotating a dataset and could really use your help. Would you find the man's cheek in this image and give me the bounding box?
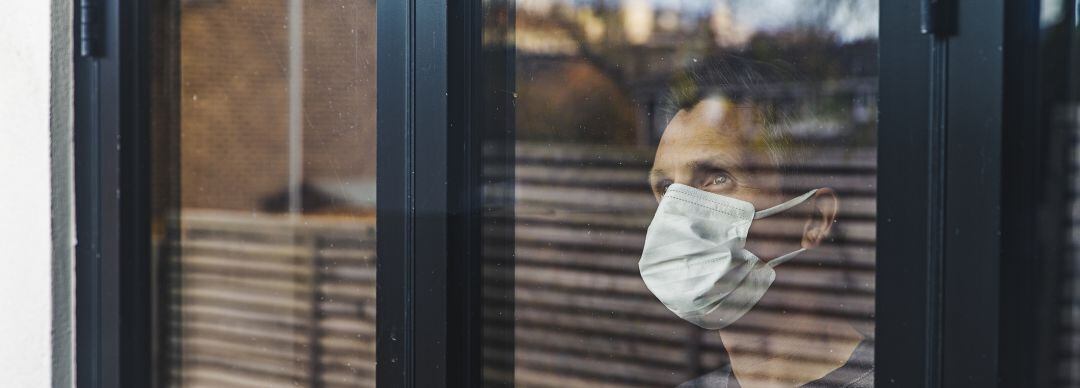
[746,217,804,261]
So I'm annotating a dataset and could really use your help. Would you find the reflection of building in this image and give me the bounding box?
[179,0,376,214]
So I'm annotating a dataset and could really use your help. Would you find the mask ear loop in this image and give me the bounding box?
[766,248,806,268]
[753,189,818,220]
[753,189,819,268]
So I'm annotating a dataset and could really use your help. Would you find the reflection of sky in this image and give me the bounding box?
[540,0,879,41]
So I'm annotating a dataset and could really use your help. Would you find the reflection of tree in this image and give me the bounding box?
[513,1,879,145]
[545,9,630,90]
[522,4,706,86]
[515,4,706,145]
[516,58,639,144]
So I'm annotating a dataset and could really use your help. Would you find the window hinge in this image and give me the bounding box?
[921,0,956,37]
[80,0,101,57]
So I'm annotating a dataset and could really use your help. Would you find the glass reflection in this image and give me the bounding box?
[496,0,877,386]
[152,0,377,387]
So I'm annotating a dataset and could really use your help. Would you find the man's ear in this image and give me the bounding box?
[801,188,839,249]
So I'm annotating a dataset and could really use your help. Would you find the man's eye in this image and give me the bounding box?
[706,174,733,188]
[652,180,673,198]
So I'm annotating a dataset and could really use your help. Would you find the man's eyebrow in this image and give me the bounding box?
[687,158,737,173]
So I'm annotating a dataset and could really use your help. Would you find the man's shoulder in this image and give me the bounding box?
[678,339,874,388]
[677,366,873,388]
[803,339,875,388]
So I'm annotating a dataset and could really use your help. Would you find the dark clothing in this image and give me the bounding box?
[677,340,874,388]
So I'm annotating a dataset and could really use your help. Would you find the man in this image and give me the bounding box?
[639,58,873,387]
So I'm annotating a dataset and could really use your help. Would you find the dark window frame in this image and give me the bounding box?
[877,1,936,386]
[72,0,1051,387]
[940,1,1006,386]
[376,0,515,385]
[74,0,155,386]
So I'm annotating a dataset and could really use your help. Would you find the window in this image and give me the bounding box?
[72,0,1052,387]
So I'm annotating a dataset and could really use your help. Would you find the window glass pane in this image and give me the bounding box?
[150,0,377,386]
[484,1,878,386]
[1047,0,1080,384]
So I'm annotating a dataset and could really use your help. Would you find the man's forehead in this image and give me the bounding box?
[652,106,775,177]
[662,99,748,145]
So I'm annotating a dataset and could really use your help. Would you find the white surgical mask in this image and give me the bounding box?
[639,183,818,329]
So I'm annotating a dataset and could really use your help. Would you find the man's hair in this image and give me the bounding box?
[658,55,802,173]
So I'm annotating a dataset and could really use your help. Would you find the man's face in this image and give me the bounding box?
[649,96,800,259]
[650,96,780,209]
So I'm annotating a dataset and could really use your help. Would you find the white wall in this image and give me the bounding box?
[0,0,72,386]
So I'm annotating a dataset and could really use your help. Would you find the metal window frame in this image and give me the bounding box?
[938,0,1006,386]
[880,1,1050,387]
[377,0,515,385]
[73,0,1056,387]
[74,0,154,387]
[886,0,1070,387]
[877,1,937,386]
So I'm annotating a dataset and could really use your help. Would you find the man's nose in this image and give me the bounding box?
[673,176,697,188]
